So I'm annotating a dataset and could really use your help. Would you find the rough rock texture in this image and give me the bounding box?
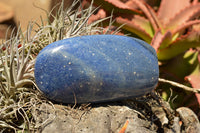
[40,105,156,133]
[32,93,200,133]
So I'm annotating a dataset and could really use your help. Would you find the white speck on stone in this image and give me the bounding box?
[80,70,84,74]
[51,45,64,53]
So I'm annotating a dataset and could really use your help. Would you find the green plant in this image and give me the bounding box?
[85,0,200,114]
[0,1,115,131]
[86,0,200,59]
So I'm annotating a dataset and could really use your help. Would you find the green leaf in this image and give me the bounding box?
[115,17,152,43]
[132,15,154,37]
[157,31,200,60]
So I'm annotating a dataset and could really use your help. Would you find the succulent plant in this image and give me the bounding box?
[85,0,200,113]
[86,0,200,59]
[0,1,114,131]
[0,25,39,131]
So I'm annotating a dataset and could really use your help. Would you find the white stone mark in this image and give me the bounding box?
[80,71,84,74]
[51,45,64,53]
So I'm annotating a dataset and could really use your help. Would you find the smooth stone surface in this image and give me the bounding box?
[34,35,159,103]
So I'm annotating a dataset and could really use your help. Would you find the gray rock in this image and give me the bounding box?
[37,105,156,133]
[32,95,200,133]
[176,107,200,133]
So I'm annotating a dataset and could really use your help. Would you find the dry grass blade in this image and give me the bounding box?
[159,78,200,93]
[0,0,117,132]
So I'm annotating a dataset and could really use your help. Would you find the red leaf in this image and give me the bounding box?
[193,0,199,4]
[185,50,200,105]
[130,0,159,31]
[172,20,200,35]
[157,0,190,25]
[186,74,200,88]
[87,0,142,14]
[125,0,140,9]
[185,74,200,104]
[88,9,106,24]
[151,30,172,51]
[166,3,200,29]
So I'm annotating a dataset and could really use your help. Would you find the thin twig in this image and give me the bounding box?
[159,78,200,93]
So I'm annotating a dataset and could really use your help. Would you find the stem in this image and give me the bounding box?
[158,78,200,93]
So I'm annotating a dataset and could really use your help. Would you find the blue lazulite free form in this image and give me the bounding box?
[34,35,159,103]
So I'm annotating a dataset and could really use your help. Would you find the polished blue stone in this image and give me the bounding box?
[34,35,159,103]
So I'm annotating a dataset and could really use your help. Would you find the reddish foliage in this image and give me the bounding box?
[185,74,200,105]
[84,0,200,112]
[88,9,106,24]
